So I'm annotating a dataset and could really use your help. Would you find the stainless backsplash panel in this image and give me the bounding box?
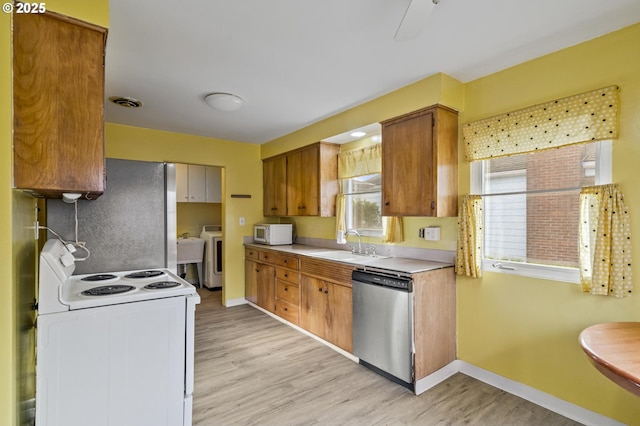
[46,159,167,275]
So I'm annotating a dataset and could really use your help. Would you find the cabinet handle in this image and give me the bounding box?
[284,307,288,311]
[271,207,277,211]
[283,259,288,264]
[284,287,288,291]
[284,273,288,278]
[255,269,259,272]
[324,290,328,294]
[385,201,390,206]
[431,201,435,209]
[318,288,323,292]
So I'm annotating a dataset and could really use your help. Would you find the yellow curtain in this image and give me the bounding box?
[456,195,484,278]
[382,217,403,243]
[338,143,382,179]
[579,184,632,297]
[463,86,619,161]
[335,193,346,236]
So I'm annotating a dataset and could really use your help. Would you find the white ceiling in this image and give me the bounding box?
[105,0,640,144]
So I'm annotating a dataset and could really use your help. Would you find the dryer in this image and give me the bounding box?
[200,225,223,289]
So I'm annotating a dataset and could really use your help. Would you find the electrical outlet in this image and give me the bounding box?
[425,226,440,241]
[418,228,425,238]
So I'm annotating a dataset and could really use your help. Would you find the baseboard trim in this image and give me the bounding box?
[414,362,460,395]
[224,297,249,307]
[455,360,624,426]
[246,302,358,362]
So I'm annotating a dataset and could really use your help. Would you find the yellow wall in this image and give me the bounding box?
[105,123,263,304]
[457,23,640,424]
[3,2,109,425]
[177,202,222,238]
[1,8,15,426]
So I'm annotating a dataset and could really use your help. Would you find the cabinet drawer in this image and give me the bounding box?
[276,253,299,270]
[245,248,259,260]
[276,280,299,305]
[259,250,275,264]
[276,268,300,284]
[275,299,299,325]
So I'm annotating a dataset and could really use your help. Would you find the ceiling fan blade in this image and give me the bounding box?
[394,0,437,42]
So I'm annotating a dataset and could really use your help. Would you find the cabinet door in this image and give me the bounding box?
[244,260,258,304]
[300,147,319,216]
[13,12,107,199]
[326,283,353,352]
[256,264,275,313]
[263,156,287,216]
[382,110,435,216]
[300,276,327,339]
[287,147,319,216]
[205,166,222,203]
[286,151,304,216]
[188,165,206,202]
[176,163,190,203]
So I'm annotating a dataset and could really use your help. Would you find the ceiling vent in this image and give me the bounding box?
[109,96,143,108]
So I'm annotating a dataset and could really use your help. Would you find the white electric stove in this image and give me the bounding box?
[36,239,200,426]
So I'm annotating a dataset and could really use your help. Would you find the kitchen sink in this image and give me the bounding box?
[307,250,389,264]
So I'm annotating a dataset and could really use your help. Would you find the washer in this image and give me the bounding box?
[200,225,223,289]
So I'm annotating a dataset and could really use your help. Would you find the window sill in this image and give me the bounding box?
[482,259,579,284]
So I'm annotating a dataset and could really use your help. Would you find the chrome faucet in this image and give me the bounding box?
[345,229,362,254]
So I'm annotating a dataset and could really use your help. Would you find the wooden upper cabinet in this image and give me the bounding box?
[381,104,458,217]
[287,146,319,216]
[13,11,108,199]
[263,142,339,217]
[263,155,287,216]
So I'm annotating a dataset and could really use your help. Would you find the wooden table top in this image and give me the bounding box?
[579,322,640,397]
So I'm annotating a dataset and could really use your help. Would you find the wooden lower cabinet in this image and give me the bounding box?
[300,275,353,352]
[244,259,258,304]
[245,252,275,313]
[256,263,275,313]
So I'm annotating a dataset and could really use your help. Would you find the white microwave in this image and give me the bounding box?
[253,223,293,245]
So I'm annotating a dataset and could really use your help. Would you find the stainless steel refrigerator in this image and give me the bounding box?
[46,158,177,274]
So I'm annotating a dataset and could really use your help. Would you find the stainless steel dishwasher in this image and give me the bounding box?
[352,268,414,389]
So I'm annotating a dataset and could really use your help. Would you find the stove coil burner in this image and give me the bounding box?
[144,281,181,290]
[81,285,135,296]
[81,274,118,282]
[125,270,164,279]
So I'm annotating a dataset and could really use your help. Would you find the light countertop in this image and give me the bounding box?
[245,242,453,274]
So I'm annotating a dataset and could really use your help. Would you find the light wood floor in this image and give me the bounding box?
[193,288,581,426]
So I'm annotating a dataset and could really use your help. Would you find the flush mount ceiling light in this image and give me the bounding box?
[204,93,244,112]
[350,131,367,138]
[109,96,143,108]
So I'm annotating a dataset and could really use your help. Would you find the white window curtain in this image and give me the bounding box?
[579,184,632,297]
[336,144,403,243]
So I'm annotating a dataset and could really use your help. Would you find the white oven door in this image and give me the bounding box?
[36,297,186,426]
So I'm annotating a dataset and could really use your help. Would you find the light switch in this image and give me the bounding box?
[239,217,245,226]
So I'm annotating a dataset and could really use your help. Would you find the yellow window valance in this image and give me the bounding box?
[338,143,381,179]
[463,86,619,162]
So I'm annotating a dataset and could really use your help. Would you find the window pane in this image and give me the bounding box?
[483,143,598,269]
[342,174,381,194]
[346,193,382,231]
[485,143,596,192]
